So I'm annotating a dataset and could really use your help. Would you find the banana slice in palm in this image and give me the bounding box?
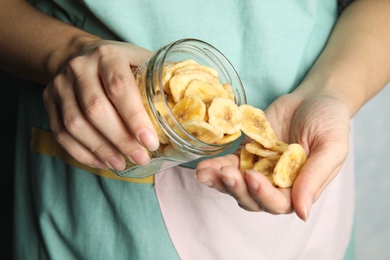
[273,143,307,188]
[270,139,289,153]
[208,97,243,134]
[253,155,280,185]
[245,141,280,157]
[239,147,259,173]
[239,104,279,148]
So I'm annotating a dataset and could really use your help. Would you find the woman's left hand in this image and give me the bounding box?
[195,91,351,221]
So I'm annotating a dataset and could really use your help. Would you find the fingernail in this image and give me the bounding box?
[302,197,313,222]
[107,157,126,171]
[130,148,150,166]
[138,128,159,151]
[194,173,214,187]
[246,171,260,191]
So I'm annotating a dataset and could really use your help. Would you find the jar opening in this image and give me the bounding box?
[146,38,247,155]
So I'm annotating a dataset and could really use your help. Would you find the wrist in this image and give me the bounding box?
[292,73,366,118]
[45,34,101,81]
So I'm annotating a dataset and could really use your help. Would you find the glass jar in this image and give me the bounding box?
[112,38,246,178]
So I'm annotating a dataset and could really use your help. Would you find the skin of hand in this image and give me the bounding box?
[0,1,160,172]
[42,41,159,171]
[196,0,390,221]
[195,91,350,220]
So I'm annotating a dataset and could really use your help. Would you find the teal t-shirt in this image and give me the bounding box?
[14,1,338,259]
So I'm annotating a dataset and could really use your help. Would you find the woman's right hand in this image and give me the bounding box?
[43,40,159,171]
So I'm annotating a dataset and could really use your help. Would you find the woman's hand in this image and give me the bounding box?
[196,91,350,221]
[43,40,159,171]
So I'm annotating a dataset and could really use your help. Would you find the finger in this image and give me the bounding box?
[47,73,133,170]
[245,170,293,214]
[196,155,240,193]
[220,166,262,211]
[196,154,239,171]
[43,80,109,169]
[196,164,263,211]
[121,42,153,66]
[70,56,151,166]
[98,45,159,152]
[195,166,230,193]
[291,144,346,221]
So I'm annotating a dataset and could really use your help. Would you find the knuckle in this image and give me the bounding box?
[43,76,64,101]
[94,44,116,57]
[90,141,108,154]
[67,56,86,73]
[83,95,108,120]
[109,135,136,155]
[62,112,87,133]
[105,71,131,98]
[123,106,145,123]
[113,134,134,149]
[50,75,62,89]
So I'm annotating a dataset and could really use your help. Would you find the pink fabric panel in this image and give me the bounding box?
[155,135,355,260]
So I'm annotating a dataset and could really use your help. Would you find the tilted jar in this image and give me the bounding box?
[113,38,246,178]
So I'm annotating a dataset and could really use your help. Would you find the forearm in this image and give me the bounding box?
[295,0,390,117]
[0,0,100,84]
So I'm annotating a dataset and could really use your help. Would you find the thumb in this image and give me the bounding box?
[291,144,345,221]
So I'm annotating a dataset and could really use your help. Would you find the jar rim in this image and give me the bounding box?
[146,38,247,153]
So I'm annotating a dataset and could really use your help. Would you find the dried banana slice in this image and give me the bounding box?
[167,59,199,73]
[184,80,230,105]
[161,65,173,94]
[245,141,280,157]
[222,83,236,101]
[174,64,219,78]
[214,131,242,145]
[171,94,206,123]
[252,155,280,185]
[239,104,279,148]
[273,143,307,188]
[270,139,289,153]
[180,120,224,144]
[239,147,259,173]
[145,101,169,144]
[203,111,209,122]
[153,100,170,120]
[169,72,218,103]
[208,97,243,134]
